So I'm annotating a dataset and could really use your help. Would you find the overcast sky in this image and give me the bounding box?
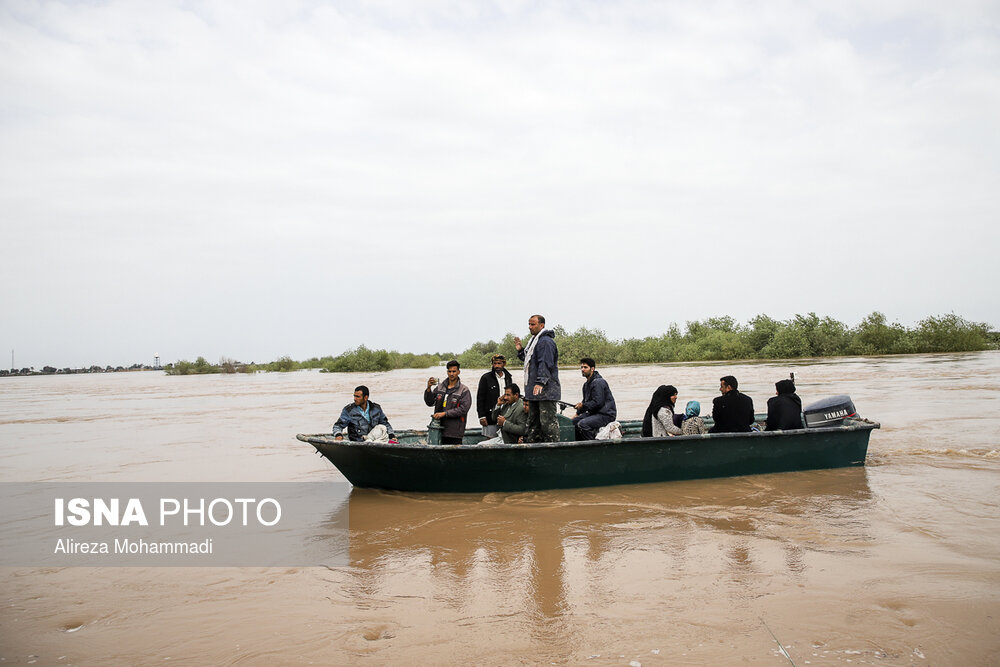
[1,0,998,369]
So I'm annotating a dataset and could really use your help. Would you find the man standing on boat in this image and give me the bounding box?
[476,354,512,438]
[333,385,396,442]
[514,314,561,442]
[709,375,755,433]
[491,384,528,444]
[572,358,617,440]
[424,360,473,445]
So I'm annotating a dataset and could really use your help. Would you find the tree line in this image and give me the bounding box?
[163,311,997,375]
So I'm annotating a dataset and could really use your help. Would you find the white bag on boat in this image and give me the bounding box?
[595,421,623,440]
[364,424,390,443]
[479,435,504,446]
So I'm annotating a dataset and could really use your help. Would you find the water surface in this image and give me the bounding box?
[1,353,998,664]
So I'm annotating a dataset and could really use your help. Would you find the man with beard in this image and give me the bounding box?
[709,375,755,433]
[491,384,528,444]
[333,385,395,442]
[514,314,561,442]
[572,358,617,441]
[476,354,512,438]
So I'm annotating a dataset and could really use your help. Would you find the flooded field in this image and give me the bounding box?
[1,352,999,664]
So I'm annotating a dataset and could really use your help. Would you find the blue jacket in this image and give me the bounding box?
[517,328,561,402]
[579,371,616,420]
[333,401,393,441]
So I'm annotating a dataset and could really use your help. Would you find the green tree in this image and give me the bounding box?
[809,315,851,356]
[742,314,781,353]
[693,330,753,360]
[557,326,618,365]
[273,356,297,372]
[761,325,812,358]
[323,346,392,372]
[168,360,194,375]
[849,312,913,355]
[912,314,991,352]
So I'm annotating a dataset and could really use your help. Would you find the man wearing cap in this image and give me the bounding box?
[765,379,803,430]
[476,354,513,437]
[709,375,755,433]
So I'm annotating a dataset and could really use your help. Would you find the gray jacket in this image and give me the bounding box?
[491,397,527,444]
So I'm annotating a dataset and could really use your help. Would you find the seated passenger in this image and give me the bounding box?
[681,400,708,435]
[765,379,803,430]
[642,385,682,437]
[519,398,530,443]
[710,375,755,433]
[333,385,395,442]
[491,384,528,444]
[572,358,617,440]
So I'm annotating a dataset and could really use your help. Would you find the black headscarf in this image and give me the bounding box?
[775,379,796,395]
[774,378,802,409]
[642,385,678,437]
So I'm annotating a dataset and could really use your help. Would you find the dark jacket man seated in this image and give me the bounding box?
[333,385,395,441]
[710,375,755,433]
[572,358,617,440]
[490,384,528,444]
[765,379,803,430]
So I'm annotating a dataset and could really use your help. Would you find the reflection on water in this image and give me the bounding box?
[342,468,874,627]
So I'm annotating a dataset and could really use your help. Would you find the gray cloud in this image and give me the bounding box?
[2,0,998,368]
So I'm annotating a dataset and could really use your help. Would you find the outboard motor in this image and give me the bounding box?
[803,395,857,428]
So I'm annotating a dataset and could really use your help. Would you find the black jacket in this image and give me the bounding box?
[477,368,513,424]
[710,390,755,433]
[765,393,803,430]
[578,371,617,420]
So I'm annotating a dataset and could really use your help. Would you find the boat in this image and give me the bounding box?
[297,400,879,493]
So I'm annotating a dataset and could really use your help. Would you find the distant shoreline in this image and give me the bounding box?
[5,349,1000,380]
[6,312,996,379]
[1,364,160,378]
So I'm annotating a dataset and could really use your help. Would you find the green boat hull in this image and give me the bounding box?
[297,418,878,493]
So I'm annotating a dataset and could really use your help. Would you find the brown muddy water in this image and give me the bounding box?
[1,352,999,665]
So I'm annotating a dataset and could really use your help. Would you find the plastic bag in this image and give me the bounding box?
[364,424,390,443]
[595,421,623,440]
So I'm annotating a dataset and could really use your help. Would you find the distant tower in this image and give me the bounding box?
[154,353,160,369]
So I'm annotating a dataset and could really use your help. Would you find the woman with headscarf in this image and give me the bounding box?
[765,379,803,430]
[680,400,708,435]
[642,385,683,437]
